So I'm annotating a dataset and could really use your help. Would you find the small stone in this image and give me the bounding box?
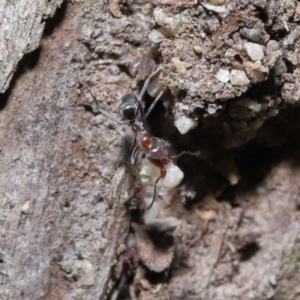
[215,68,230,83]
[174,116,196,134]
[196,209,217,221]
[202,3,229,14]
[274,59,287,76]
[163,164,184,189]
[77,261,95,287]
[211,83,224,93]
[148,27,170,43]
[193,45,202,54]
[244,42,264,61]
[283,33,295,46]
[243,60,269,82]
[172,58,187,74]
[21,201,30,214]
[266,40,279,52]
[230,70,249,86]
[240,27,263,43]
[139,159,184,196]
[207,106,216,114]
[154,7,188,36]
[269,275,276,286]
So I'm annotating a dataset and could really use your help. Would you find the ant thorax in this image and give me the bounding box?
[131,123,151,150]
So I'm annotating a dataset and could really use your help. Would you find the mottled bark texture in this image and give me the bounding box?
[1,0,300,300]
[0,1,133,299]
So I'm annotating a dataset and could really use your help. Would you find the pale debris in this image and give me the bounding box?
[215,68,230,83]
[172,57,188,74]
[77,260,95,287]
[139,158,184,197]
[148,27,170,43]
[21,200,31,214]
[202,3,229,14]
[244,42,264,61]
[174,116,197,134]
[153,7,191,36]
[230,69,249,86]
[243,60,269,82]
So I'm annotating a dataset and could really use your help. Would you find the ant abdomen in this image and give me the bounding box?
[146,137,171,177]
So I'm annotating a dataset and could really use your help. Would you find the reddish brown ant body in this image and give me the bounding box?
[89,67,196,209]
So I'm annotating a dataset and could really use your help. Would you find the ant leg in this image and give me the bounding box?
[145,89,164,118]
[129,141,142,182]
[146,174,162,210]
[171,151,200,164]
[87,90,125,125]
[138,66,162,102]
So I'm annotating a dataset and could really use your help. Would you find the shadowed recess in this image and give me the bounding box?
[0,47,42,110]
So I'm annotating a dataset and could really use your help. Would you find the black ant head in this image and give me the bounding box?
[118,94,140,122]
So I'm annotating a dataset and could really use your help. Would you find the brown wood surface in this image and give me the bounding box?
[1,1,300,300]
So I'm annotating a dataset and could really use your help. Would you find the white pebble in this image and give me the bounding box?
[164,163,184,188]
[78,261,95,287]
[244,42,264,61]
[230,70,249,86]
[21,201,30,214]
[172,58,187,74]
[215,68,230,83]
[207,106,216,115]
[243,60,269,82]
[269,275,276,286]
[174,116,196,134]
[202,3,228,14]
[154,7,183,36]
[139,159,184,196]
[148,27,169,43]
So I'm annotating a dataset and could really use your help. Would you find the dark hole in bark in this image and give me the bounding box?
[43,1,68,37]
[239,242,260,261]
[0,47,42,110]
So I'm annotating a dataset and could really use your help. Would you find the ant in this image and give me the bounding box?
[88,66,197,209]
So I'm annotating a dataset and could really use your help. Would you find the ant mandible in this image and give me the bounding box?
[89,66,194,209]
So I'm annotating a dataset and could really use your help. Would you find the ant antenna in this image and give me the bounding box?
[138,66,162,103]
[87,89,125,125]
[145,90,164,119]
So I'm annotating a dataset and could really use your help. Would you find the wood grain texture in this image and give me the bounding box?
[0,0,63,93]
[0,1,137,299]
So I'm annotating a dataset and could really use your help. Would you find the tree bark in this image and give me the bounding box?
[1,0,300,300]
[0,1,133,299]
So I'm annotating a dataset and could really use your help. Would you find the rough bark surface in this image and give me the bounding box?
[0,0,63,93]
[1,0,300,300]
[0,1,133,299]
